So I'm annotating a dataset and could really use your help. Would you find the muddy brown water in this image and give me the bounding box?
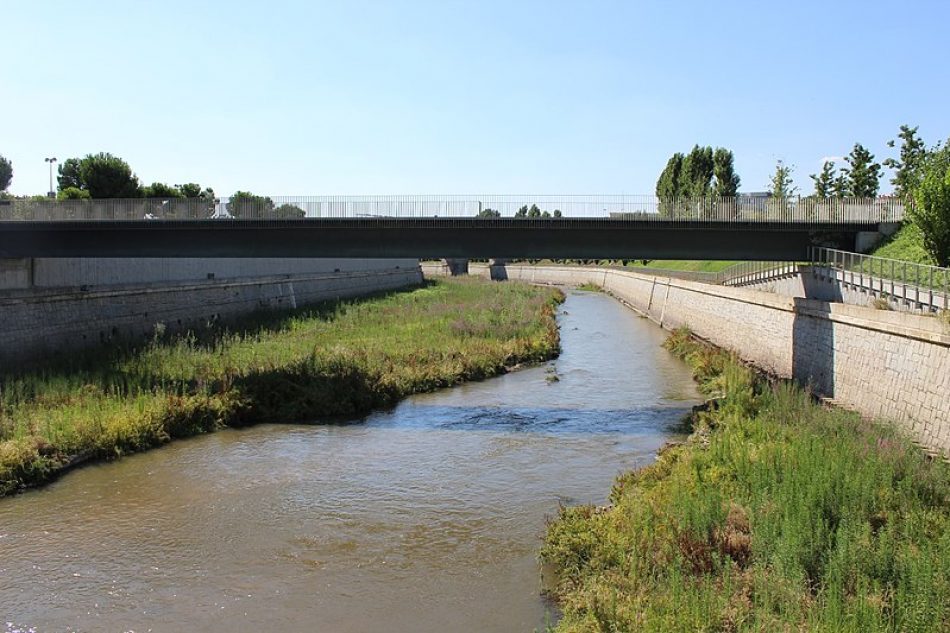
[0,290,701,633]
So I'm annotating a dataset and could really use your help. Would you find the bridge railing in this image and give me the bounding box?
[0,195,905,224]
[717,261,801,286]
[809,247,950,312]
[717,248,950,312]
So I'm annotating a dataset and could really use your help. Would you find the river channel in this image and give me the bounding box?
[0,289,701,633]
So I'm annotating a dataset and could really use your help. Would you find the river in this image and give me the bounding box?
[0,289,701,633]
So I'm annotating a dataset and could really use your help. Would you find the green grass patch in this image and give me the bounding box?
[871,223,936,266]
[541,328,950,632]
[626,260,740,273]
[0,278,564,496]
[577,282,604,292]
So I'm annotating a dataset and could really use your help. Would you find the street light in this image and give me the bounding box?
[44,157,57,198]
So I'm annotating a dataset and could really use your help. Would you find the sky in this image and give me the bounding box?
[3,0,949,197]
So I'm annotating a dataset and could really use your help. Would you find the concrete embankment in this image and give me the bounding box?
[1,257,421,364]
[430,263,950,456]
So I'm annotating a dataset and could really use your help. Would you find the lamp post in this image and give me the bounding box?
[44,157,57,198]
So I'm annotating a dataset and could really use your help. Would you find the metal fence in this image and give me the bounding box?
[717,261,800,285]
[717,248,950,312]
[809,247,950,312]
[0,195,905,224]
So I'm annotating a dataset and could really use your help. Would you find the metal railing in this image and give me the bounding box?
[717,261,801,286]
[809,247,950,312]
[0,195,905,224]
[717,248,950,312]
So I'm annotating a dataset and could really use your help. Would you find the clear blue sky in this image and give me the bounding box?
[3,0,948,197]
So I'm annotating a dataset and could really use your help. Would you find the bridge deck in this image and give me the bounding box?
[0,218,886,260]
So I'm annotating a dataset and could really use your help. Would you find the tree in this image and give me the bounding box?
[711,148,740,197]
[514,205,528,218]
[833,172,850,197]
[680,145,715,198]
[769,160,797,197]
[177,183,215,199]
[273,203,306,219]
[527,204,542,218]
[909,143,950,266]
[57,187,91,200]
[841,143,881,198]
[810,161,838,197]
[57,158,83,190]
[884,125,927,200]
[657,146,739,217]
[142,182,183,198]
[553,209,562,218]
[656,152,684,201]
[0,154,12,191]
[78,152,141,198]
[57,153,141,198]
[227,191,274,218]
[477,207,501,218]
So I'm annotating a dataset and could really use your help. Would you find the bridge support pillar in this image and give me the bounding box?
[0,258,34,290]
[442,258,469,276]
[488,258,508,281]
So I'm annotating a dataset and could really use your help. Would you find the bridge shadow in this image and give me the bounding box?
[489,265,508,281]
[801,267,844,302]
[791,297,835,399]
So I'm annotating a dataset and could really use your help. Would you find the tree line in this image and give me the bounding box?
[0,152,304,219]
[478,204,563,218]
[653,126,950,265]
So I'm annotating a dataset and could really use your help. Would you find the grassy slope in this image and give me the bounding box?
[542,329,950,633]
[0,278,563,495]
[870,223,936,266]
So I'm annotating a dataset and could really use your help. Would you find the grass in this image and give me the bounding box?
[0,278,564,496]
[837,223,949,294]
[577,282,604,292]
[625,260,740,273]
[541,328,950,633]
[871,224,936,266]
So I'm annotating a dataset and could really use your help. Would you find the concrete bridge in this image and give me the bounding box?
[0,196,902,260]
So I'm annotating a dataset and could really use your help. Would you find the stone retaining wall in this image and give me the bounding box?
[2,267,422,365]
[460,264,950,455]
[0,257,417,290]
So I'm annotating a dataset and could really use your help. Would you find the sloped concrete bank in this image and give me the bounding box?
[1,266,423,364]
[460,263,950,456]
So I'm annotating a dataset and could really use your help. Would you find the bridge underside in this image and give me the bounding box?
[0,219,880,260]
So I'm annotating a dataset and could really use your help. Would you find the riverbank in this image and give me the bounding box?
[542,328,950,632]
[0,278,563,496]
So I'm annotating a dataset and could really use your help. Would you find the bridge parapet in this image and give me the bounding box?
[0,195,905,225]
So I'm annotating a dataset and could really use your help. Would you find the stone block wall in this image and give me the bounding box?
[0,257,417,290]
[458,264,950,455]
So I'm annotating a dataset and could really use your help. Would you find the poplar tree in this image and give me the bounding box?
[712,148,740,197]
[842,143,882,198]
[681,145,715,198]
[656,153,684,199]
